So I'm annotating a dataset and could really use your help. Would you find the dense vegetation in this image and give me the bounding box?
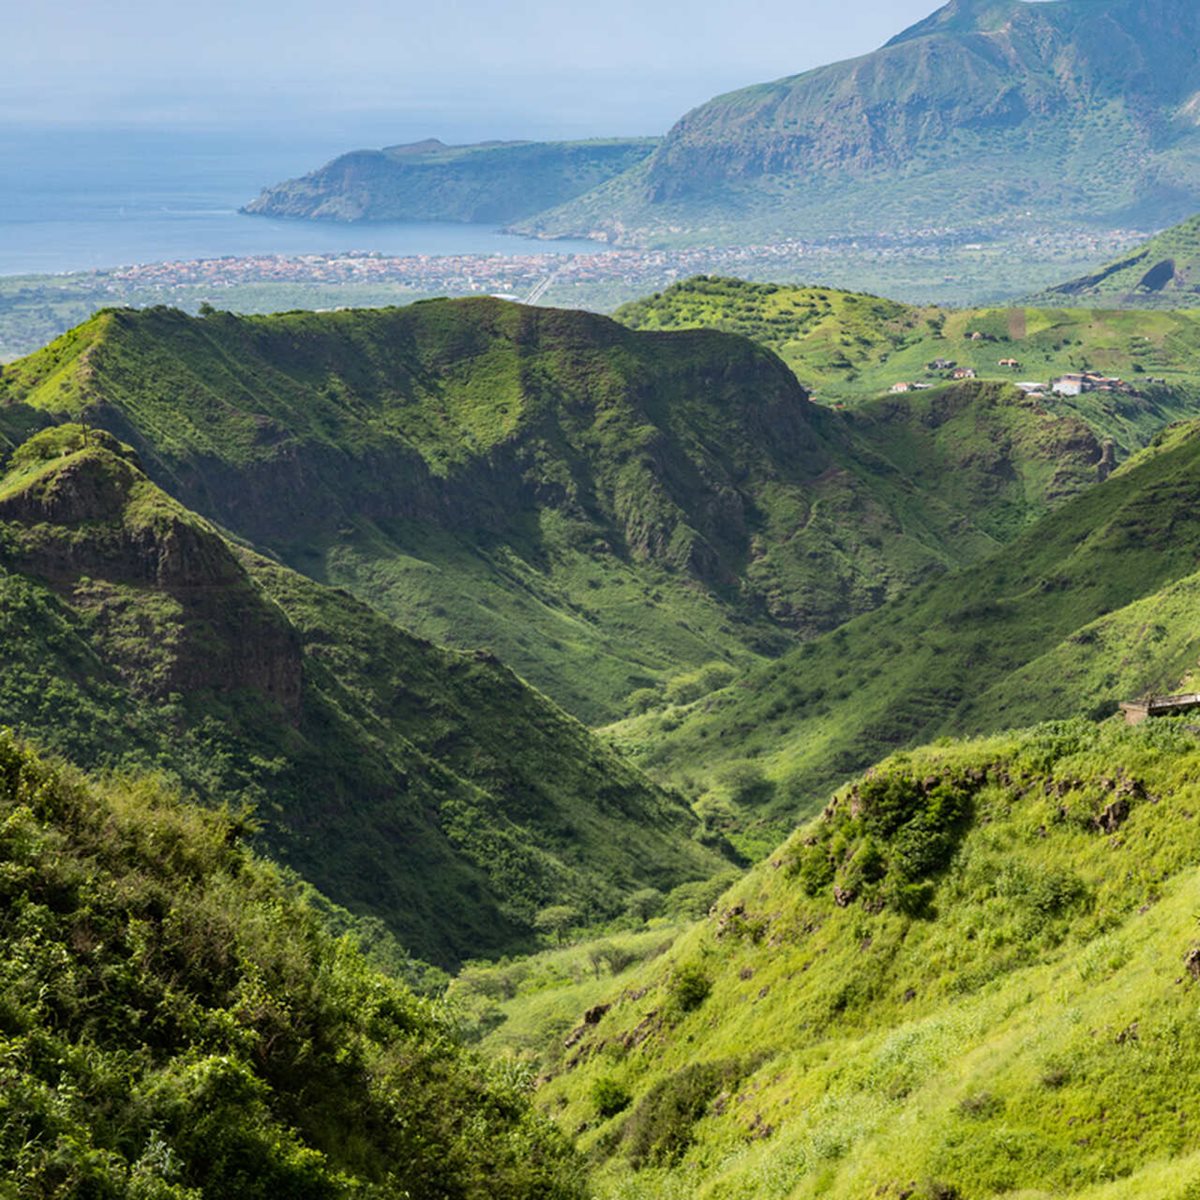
[245,137,658,224]
[0,299,1112,722]
[0,424,725,965]
[506,719,1200,1198]
[0,731,587,1199]
[517,0,1200,244]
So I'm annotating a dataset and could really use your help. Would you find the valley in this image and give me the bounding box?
[6,280,1200,1198]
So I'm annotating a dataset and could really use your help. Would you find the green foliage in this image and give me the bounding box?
[619,1061,742,1169]
[0,732,585,1199]
[592,1077,633,1120]
[666,964,712,1015]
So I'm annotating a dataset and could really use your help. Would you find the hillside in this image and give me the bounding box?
[0,424,726,966]
[0,300,1109,722]
[617,277,1200,449]
[611,417,1200,838]
[244,137,658,224]
[1036,212,1200,308]
[517,719,1200,1199]
[518,0,1200,244]
[0,732,585,1199]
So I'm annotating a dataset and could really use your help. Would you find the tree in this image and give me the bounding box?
[533,905,579,944]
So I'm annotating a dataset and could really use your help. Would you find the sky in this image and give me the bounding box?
[4,0,940,141]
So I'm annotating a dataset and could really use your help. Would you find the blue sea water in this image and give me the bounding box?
[0,126,598,276]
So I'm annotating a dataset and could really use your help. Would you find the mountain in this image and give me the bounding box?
[0,423,726,966]
[617,277,1200,451]
[1035,211,1200,307]
[611,416,1200,837]
[244,137,658,224]
[516,718,1200,1198]
[518,0,1200,244]
[0,300,1111,724]
[0,732,585,1199]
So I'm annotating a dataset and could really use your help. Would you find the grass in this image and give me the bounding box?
[525,718,1200,1198]
[617,277,1200,451]
[608,416,1200,836]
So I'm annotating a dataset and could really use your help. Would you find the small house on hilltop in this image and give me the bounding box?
[952,367,978,380]
[927,358,956,371]
[999,358,1021,369]
[890,382,913,394]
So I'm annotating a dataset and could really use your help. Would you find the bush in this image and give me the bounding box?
[621,1061,741,1167]
[592,1076,633,1119]
[668,964,712,1015]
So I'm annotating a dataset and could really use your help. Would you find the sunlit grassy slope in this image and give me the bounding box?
[523,718,1200,1200]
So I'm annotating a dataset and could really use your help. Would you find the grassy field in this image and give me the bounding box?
[617,277,1200,451]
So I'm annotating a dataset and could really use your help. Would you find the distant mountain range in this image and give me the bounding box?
[252,0,1200,245]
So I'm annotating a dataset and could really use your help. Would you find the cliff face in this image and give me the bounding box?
[0,429,304,714]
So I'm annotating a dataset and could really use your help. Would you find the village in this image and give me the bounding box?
[887,328,1160,399]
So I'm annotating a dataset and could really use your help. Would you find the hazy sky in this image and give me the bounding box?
[4,0,940,140]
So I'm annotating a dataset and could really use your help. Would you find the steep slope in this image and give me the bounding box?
[245,137,658,224]
[613,418,1200,828]
[1036,211,1200,308]
[0,300,1104,722]
[618,277,1200,449]
[527,719,1200,1199]
[0,425,725,966]
[0,732,584,1199]
[520,0,1200,243]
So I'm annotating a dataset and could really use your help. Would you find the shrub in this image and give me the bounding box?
[621,1061,741,1167]
[592,1076,633,1120]
[668,964,712,1015]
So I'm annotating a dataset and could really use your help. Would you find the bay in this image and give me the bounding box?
[0,125,598,276]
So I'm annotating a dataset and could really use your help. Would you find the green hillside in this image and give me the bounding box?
[0,424,725,966]
[518,0,1200,245]
[0,732,584,1199]
[1036,212,1200,309]
[610,417,1200,839]
[514,719,1200,1199]
[0,300,1108,723]
[245,137,658,224]
[617,277,1200,449]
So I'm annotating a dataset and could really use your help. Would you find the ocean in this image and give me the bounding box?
[0,125,598,276]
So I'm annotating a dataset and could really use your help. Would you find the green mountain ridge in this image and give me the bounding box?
[1036,212,1200,308]
[0,424,725,967]
[0,732,585,1199]
[610,415,1200,836]
[244,137,659,224]
[0,299,1107,724]
[617,276,1200,454]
